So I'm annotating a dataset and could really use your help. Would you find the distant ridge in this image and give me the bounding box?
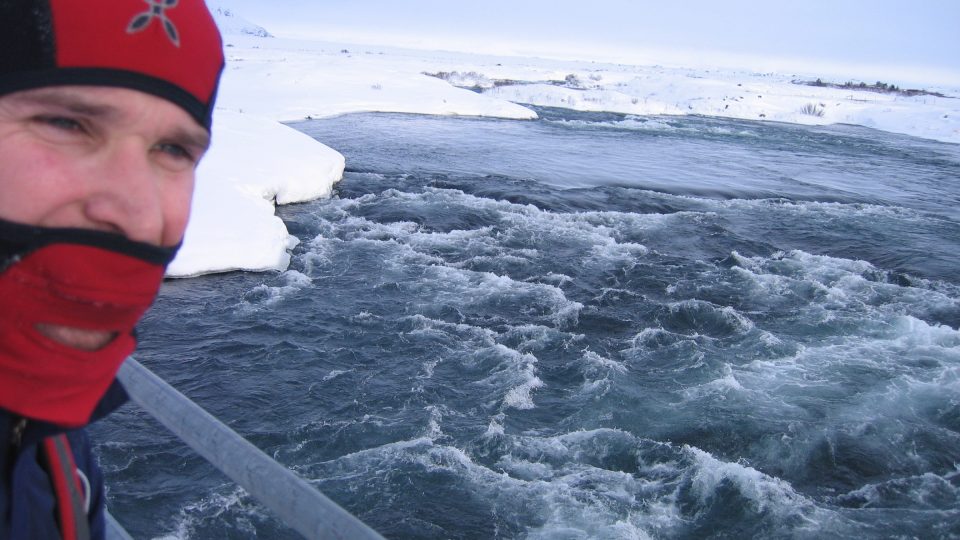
[206,1,273,38]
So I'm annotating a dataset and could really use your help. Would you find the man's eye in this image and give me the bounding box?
[37,115,84,132]
[155,143,196,163]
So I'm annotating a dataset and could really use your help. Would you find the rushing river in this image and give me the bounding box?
[93,109,960,539]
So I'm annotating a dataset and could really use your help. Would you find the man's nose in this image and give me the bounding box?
[81,139,165,245]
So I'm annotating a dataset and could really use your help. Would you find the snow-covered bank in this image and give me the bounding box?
[172,6,960,277]
[168,110,344,277]
[213,41,536,122]
[485,75,959,144]
[211,33,959,143]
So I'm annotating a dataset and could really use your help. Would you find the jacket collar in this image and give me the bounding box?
[3,378,128,451]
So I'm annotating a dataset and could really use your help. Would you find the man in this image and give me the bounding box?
[0,0,224,537]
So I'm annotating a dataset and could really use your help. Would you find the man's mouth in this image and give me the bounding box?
[35,323,118,352]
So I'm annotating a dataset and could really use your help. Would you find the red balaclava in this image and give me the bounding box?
[0,0,224,427]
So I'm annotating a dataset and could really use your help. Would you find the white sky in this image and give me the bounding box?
[222,0,960,86]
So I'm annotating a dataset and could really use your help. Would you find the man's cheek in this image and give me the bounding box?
[164,180,197,245]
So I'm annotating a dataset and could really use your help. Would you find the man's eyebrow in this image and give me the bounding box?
[12,90,120,118]
[168,126,211,152]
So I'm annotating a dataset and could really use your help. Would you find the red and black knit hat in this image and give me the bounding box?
[0,0,224,130]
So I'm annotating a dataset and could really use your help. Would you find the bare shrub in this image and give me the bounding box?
[800,103,825,117]
[564,74,585,88]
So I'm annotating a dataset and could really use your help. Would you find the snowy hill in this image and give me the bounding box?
[206,2,272,38]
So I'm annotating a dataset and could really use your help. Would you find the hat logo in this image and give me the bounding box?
[127,0,181,47]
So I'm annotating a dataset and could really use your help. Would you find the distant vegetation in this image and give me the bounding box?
[423,71,499,90]
[795,78,949,98]
[423,71,593,91]
[799,102,826,117]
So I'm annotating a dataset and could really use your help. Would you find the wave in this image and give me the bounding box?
[286,428,866,538]
[543,114,764,140]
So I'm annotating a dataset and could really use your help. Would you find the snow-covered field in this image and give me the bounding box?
[171,5,960,277]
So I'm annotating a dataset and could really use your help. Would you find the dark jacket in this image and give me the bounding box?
[1,381,128,540]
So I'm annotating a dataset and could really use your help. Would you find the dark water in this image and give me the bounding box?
[93,109,960,539]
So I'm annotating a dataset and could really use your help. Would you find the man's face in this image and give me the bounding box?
[0,86,210,351]
[0,85,210,247]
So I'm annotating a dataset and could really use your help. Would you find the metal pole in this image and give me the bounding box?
[115,357,384,540]
[104,510,134,540]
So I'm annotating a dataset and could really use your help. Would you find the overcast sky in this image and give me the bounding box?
[222,0,960,86]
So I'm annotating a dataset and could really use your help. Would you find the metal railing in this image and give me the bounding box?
[107,357,384,540]
[105,511,134,540]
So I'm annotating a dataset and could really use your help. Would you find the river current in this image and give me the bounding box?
[94,109,960,539]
